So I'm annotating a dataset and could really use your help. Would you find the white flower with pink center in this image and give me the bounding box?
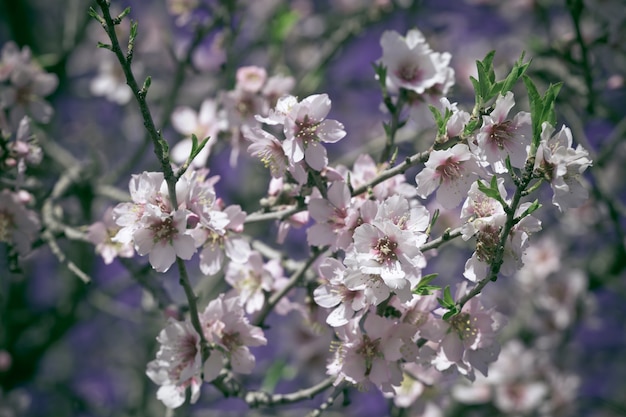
[133,208,196,273]
[328,313,410,393]
[313,257,368,327]
[202,294,267,374]
[379,29,452,95]
[350,219,425,303]
[307,181,357,251]
[87,207,134,265]
[197,204,251,276]
[415,144,485,209]
[374,194,430,236]
[170,99,227,168]
[462,196,542,282]
[0,42,58,128]
[440,97,470,140]
[112,171,169,244]
[473,92,532,173]
[282,93,346,171]
[245,126,287,178]
[146,318,206,409]
[431,286,504,381]
[235,65,267,93]
[225,251,283,314]
[534,123,592,211]
[460,178,507,223]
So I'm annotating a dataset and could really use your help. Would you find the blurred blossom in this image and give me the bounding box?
[0,42,58,128]
[89,55,134,105]
[0,189,40,256]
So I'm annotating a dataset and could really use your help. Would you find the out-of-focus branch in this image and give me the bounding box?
[253,247,327,327]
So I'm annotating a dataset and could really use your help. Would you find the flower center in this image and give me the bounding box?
[356,335,382,376]
[475,224,500,263]
[150,216,179,244]
[396,63,422,84]
[295,115,320,145]
[221,332,241,351]
[488,120,514,149]
[436,157,463,182]
[375,236,398,264]
[177,333,199,364]
[448,312,477,340]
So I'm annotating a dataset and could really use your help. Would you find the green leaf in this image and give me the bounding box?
[191,133,199,154]
[97,41,112,50]
[522,75,543,148]
[414,273,440,295]
[142,76,152,92]
[469,76,480,97]
[443,285,454,305]
[414,285,440,296]
[442,307,460,320]
[373,62,387,89]
[540,82,563,128]
[489,80,504,99]
[130,20,138,41]
[418,273,438,286]
[113,7,131,24]
[463,118,481,136]
[117,7,131,20]
[500,51,530,94]
[477,178,500,201]
[521,199,541,217]
[88,7,104,24]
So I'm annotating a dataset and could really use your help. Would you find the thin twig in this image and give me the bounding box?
[253,248,327,327]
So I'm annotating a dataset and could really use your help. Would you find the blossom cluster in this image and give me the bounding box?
[146,294,267,408]
[102,169,250,274]
[0,0,588,410]
[0,42,57,262]
[79,22,595,410]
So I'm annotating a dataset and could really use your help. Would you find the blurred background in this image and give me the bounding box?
[1,0,625,416]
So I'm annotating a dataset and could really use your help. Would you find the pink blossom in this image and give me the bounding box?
[306,180,356,250]
[235,66,267,93]
[472,92,532,173]
[87,207,134,264]
[0,189,40,256]
[415,144,485,209]
[313,257,368,327]
[534,123,592,211]
[225,251,284,314]
[244,126,287,178]
[0,42,58,128]
[328,314,407,393]
[197,204,251,275]
[431,286,504,381]
[349,217,426,303]
[201,294,267,374]
[90,55,133,104]
[133,208,196,273]
[379,29,452,95]
[463,196,541,282]
[170,99,226,168]
[146,318,205,409]
[282,94,346,171]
